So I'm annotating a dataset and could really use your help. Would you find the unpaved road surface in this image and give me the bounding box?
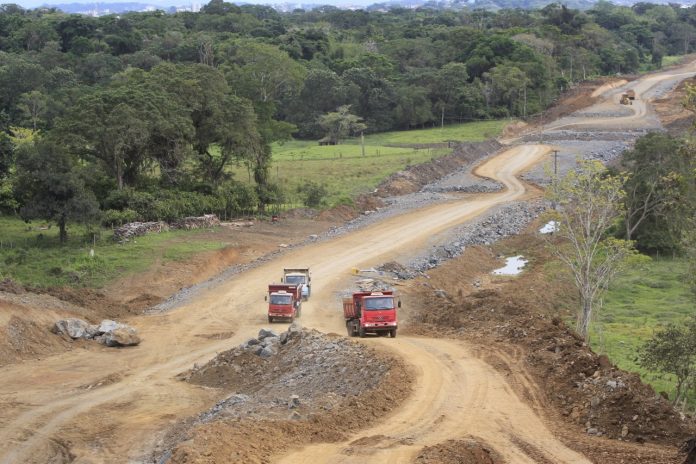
[1,62,695,464]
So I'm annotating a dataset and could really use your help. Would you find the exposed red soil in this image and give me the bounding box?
[415,438,504,464]
[404,228,695,464]
[165,338,412,464]
[653,76,696,135]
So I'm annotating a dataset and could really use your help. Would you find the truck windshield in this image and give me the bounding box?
[363,297,394,310]
[285,275,305,285]
[270,294,292,305]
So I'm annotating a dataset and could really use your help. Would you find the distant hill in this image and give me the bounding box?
[35,0,696,16]
[40,1,199,14]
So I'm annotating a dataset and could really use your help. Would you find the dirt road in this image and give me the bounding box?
[278,338,590,464]
[1,62,695,464]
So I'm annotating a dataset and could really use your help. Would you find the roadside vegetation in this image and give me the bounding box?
[2,0,696,241]
[0,216,229,287]
[253,120,508,206]
[547,125,696,407]
[594,257,694,404]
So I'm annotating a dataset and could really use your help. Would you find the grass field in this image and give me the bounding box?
[0,217,229,288]
[232,120,509,207]
[0,120,508,288]
[591,256,694,402]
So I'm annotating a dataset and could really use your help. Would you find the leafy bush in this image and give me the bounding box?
[297,181,328,208]
[220,182,258,218]
[101,209,138,227]
[103,189,155,213]
[257,183,286,212]
[0,178,18,214]
[102,189,226,222]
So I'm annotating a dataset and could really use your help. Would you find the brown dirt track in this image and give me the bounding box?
[2,62,696,464]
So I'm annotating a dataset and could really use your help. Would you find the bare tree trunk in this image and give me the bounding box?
[59,214,67,244]
[578,288,593,340]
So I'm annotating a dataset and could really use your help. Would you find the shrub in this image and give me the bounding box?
[257,183,286,212]
[297,181,328,208]
[101,209,138,227]
[220,182,258,218]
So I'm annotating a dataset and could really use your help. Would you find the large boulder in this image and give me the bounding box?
[97,319,124,334]
[52,318,97,339]
[99,326,141,347]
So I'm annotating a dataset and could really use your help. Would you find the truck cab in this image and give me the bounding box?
[266,284,301,323]
[343,291,399,338]
[282,268,311,300]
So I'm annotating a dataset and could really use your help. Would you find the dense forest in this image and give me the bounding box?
[2,0,696,239]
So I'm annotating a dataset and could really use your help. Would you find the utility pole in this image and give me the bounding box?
[552,149,559,210]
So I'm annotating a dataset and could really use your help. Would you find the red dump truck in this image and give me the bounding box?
[343,291,399,338]
[266,284,302,323]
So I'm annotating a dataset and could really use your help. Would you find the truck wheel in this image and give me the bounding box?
[390,329,397,338]
[268,316,273,323]
[358,327,366,338]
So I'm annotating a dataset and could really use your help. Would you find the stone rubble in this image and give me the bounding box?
[113,214,220,243]
[52,318,140,347]
[185,323,392,424]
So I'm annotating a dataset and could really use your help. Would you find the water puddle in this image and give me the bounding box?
[492,256,528,276]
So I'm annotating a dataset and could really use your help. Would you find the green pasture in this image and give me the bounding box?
[249,120,509,206]
[0,216,229,288]
[591,257,694,402]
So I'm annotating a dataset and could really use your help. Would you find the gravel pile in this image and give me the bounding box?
[523,129,653,143]
[182,323,391,423]
[407,201,547,272]
[571,110,633,118]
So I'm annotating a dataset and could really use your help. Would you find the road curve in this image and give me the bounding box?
[0,145,550,464]
[2,60,696,463]
[276,338,591,464]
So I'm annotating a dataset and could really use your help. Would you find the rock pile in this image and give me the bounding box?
[114,214,221,242]
[184,323,391,423]
[408,201,547,272]
[113,221,168,243]
[52,318,141,347]
[171,214,220,230]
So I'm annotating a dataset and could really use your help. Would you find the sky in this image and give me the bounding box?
[15,0,377,9]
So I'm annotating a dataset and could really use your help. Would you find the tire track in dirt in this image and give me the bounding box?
[2,61,696,463]
[276,338,590,464]
[0,144,551,464]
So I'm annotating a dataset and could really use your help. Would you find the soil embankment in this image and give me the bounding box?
[2,61,696,464]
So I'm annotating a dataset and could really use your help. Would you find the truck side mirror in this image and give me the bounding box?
[264,295,267,302]
[280,277,284,283]
[398,300,402,308]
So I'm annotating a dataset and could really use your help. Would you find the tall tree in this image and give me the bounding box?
[317,105,367,145]
[620,133,682,245]
[545,160,637,340]
[14,138,99,243]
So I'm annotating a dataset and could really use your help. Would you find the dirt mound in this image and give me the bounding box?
[0,299,77,366]
[0,278,25,294]
[158,325,412,463]
[406,230,694,462]
[317,194,385,222]
[525,78,617,128]
[653,76,696,135]
[376,140,502,197]
[415,438,504,464]
[36,287,136,321]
